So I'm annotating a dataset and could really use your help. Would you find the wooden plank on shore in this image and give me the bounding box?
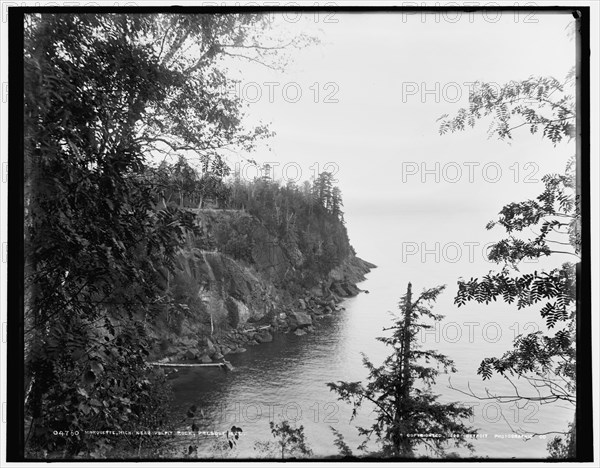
[149,360,234,370]
[243,325,271,333]
[149,362,220,367]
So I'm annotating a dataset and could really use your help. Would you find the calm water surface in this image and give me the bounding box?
[170,210,573,459]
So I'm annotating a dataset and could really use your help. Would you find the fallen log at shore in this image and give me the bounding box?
[242,325,272,333]
[149,360,234,371]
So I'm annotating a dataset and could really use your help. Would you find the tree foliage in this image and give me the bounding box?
[330,426,354,458]
[439,70,578,455]
[438,73,575,145]
[145,156,231,208]
[225,171,352,281]
[23,12,293,456]
[328,283,476,458]
[254,421,312,459]
[451,164,577,438]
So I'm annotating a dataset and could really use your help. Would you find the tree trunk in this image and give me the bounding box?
[396,282,414,457]
[567,414,576,458]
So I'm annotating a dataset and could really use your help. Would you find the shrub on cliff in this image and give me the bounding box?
[225,297,241,328]
[213,216,255,263]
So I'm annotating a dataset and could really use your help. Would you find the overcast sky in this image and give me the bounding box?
[217,11,576,260]
[228,13,574,195]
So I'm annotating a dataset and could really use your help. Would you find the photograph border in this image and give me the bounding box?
[6,4,593,463]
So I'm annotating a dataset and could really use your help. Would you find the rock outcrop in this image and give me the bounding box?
[147,209,376,362]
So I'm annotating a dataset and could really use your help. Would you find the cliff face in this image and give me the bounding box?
[148,209,375,363]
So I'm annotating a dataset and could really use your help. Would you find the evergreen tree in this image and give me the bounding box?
[313,172,333,211]
[328,283,476,458]
[331,186,344,222]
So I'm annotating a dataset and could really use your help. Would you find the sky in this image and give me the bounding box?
[213,11,577,261]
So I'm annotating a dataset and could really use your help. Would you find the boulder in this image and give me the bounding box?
[181,336,197,347]
[221,346,232,356]
[294,329,307,336]
[342,282,360,296]
[289,311,312,329]
[227,297,251,327]
[298,298,307,309]
[205,338,216,353]
[200,354,212,364]
[213,352,224,361]
[183,350,196,360]
[255,330,273,343]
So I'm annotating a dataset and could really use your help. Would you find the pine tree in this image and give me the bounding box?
[313,172,333,211]
[331,186,344,221]
[328,283,476,458]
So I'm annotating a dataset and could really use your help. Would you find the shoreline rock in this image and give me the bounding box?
[153,254,376,363]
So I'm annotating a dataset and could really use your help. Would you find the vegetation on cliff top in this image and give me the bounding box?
[148,156,353,284]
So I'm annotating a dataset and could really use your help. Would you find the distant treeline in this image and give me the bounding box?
[145,157,352,280]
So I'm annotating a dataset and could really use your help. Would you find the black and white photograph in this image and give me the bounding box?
[1,2,597,464]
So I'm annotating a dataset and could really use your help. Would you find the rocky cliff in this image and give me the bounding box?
[148,209,376,363]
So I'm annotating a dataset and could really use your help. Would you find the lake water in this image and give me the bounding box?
[169,208,574,459]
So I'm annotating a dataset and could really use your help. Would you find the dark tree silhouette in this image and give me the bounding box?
[328,283,476,458]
